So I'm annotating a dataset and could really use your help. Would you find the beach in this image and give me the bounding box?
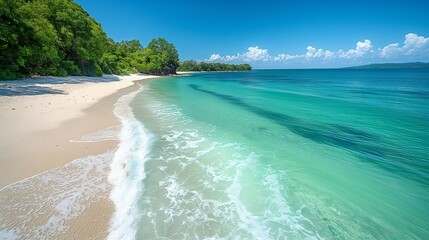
[1,70,428,239]
[0,74,156,239]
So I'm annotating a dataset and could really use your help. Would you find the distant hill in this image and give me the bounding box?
[345,62,429,69]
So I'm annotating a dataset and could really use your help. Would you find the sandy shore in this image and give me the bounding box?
[0,74,156,239]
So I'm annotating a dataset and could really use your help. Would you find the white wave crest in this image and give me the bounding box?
[108,87,151,240]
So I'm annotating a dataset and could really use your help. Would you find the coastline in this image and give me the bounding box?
[0,75,156,239]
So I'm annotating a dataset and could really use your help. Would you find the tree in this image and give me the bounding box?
[177,61,252,72]
[142,38,179,75]
[0,0,110,78]
[0,0,180,79]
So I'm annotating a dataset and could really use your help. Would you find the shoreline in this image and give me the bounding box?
[0,84,138,187]
[0,75,156,239]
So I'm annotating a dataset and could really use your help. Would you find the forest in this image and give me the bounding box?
[0,0,251,80]
[177,60,252,72]
[0,0,179,79]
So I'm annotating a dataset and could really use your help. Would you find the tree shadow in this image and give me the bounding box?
[0,75,123,96]
[0,85,65,96]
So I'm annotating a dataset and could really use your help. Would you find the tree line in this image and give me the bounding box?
[177,60,252,72]
[0,0,179,79]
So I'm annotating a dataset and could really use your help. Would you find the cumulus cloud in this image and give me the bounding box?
[380,33,429,58]
[304,46,335,59]
[208,53,239,62]
[207,33,429,66]
[404,33,429,49]
[208,54,221,61]
[273,53,297,61]
[338,40,372,58]
[325,50,335,58]
[306,46,321,58]
[379,43,400,57]
[244,46,270,61]
[224,55,239,61]
[207,46,270,62]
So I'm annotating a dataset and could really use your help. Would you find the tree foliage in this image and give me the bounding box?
[0,0,179,79]
[177,60,252,72]
[141,38,179,75]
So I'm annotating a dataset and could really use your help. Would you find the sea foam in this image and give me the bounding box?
[0,151,113,239]
[70,125,121,142]
[107,87,151,240]
[131,99,319,239]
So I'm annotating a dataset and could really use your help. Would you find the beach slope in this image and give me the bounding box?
[0,74,156,239]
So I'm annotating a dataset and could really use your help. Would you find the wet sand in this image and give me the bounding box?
[0,75,156,239]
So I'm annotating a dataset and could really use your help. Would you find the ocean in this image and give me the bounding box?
[110,69,429,239]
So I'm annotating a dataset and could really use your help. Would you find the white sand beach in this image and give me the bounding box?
[0,74,156,239]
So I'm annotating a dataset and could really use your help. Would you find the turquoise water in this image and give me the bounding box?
[129,69,428,239]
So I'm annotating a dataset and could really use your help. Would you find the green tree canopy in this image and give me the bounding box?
[0,0,110,78]
[177,61,252,72]
[0,0,179,79]
[142,38,179,75]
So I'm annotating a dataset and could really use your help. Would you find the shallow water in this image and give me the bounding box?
[117,69,429,239]
[0,150,113,239]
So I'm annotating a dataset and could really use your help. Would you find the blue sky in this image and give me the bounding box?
[75,0,429,68]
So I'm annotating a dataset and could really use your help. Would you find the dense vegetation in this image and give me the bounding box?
[345,62,429,69]
[0,0,179,79]
[177,60,252,72]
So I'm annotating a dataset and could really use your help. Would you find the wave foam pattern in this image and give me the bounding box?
[0,151,113,239]
[133,101,319,239]
[107,88,151,240]
[70,125,121,142]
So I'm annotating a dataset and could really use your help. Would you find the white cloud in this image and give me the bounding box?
[380,33,429,58]
[305,46,319,58]
[338,39,372,58]
[208,53,221,61]
[304,46,335,59]
[244,46,270,61]
[207,46,270,62]
[273,53,297,61]
[404,33,429,49]
[357,39,373,52]
[380,43,400,57]
[206,33,429,66]
[325,50,334,58]
[208,53,239,62]
[224,55,239,61]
